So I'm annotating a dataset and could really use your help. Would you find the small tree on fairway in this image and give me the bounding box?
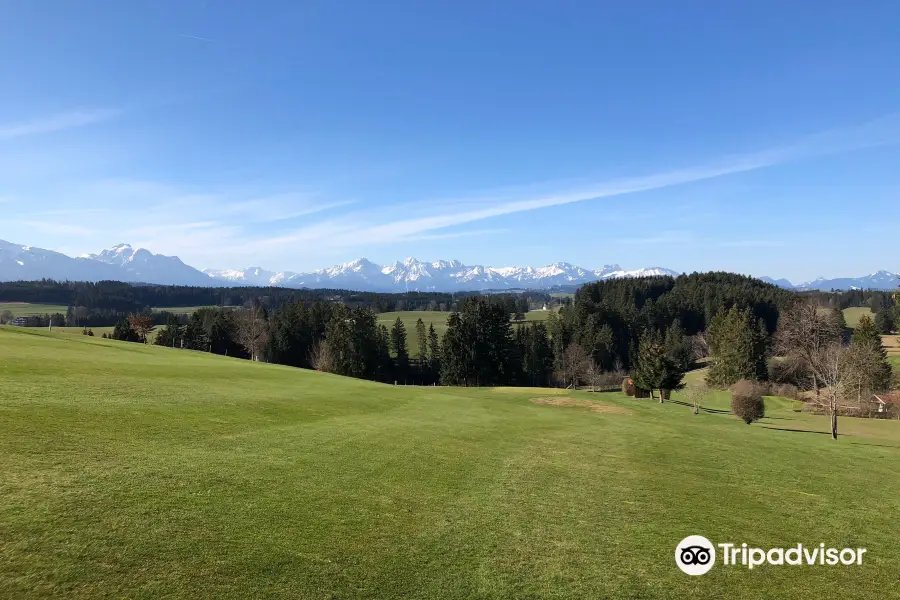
[730,379,765,424]
[682,382,710,415]
[810,343,849,440]
[632,330,685,402]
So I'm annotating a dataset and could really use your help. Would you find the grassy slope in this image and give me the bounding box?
[0,302,68,317]
[1,327,899,599]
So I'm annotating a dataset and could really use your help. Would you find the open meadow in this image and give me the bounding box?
[0,302,68,318]
[842,307,875,328]
[1,326,898,599]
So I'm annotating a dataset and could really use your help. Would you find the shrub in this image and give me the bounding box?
[622,378,635,397]
[730,379,765,424]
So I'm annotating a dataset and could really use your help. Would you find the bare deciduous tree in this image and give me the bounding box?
[775,301,843,399]
[681,381,710,415]
[309,339,334,372]
[235,309,269,362]
[555,343,592,389]
[808,343,849,440]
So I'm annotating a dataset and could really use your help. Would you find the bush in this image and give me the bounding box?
[622,378,635,397]
[730,379,765,424]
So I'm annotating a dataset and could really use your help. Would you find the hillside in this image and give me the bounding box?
[1,328,898,599]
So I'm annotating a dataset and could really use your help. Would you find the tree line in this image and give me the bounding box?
[99,272,786,390]
[0,280,550,328]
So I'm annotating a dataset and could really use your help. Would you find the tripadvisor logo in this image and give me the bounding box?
[675,536,867,575]
[675,535,716,575]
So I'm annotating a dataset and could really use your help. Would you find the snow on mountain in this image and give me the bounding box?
[203,266,285,287]
[9,237,896,293]
[0,239,686,290]
[84,243,211,286]
[793,270,900,292]
[206,257,682,292]
[1,239,209,286]
[1,239,120,282]
[599,267,679,280]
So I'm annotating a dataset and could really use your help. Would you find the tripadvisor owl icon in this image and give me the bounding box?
[675,535,716,575]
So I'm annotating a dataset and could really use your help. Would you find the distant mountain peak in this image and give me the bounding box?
[5,236,898,293]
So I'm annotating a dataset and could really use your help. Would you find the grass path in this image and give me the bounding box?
[0,327,898,599]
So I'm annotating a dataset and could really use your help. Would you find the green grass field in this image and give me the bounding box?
[0,302,68,317]
[842,307,875,328]
[1,327,898,599]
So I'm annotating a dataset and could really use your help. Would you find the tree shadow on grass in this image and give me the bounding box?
[668,399,730,414]
[849,441,900,449]
[763,426,837,436]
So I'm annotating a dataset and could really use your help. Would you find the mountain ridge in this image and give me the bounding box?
[1,238,897,292]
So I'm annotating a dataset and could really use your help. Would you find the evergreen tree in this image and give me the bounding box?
[111,318,140,343]
[664,321,693,372]
[632,330,684,401]
[520,322,554,387]
[376,324,393,382]
[440,297,519,386]
[874,309,895,334]
[391,317,409,382]
[853,315,881,348]
[427,323,441,378]
[415,318,427,360]
[706,307,767,387]
[850,315,892,395]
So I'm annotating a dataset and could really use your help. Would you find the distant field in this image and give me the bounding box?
[843,306,875,328]
[0,302,68,317]
[1,327,898,598]
[376,310,551,356]
[151,305,233,315]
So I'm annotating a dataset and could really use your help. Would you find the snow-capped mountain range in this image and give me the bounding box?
[1,238,897,292]
[202,257,678,292]
[760,271,900,292]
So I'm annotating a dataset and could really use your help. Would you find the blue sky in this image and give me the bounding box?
[1,1,899,282]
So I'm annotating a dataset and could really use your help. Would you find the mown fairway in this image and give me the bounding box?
[0,302,68,317]
[1,327,898,599]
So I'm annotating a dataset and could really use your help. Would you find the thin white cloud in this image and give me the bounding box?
[242,112,900,253]
[402,228,509,242]
[0,109,122,139]
[179,33,216,43]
